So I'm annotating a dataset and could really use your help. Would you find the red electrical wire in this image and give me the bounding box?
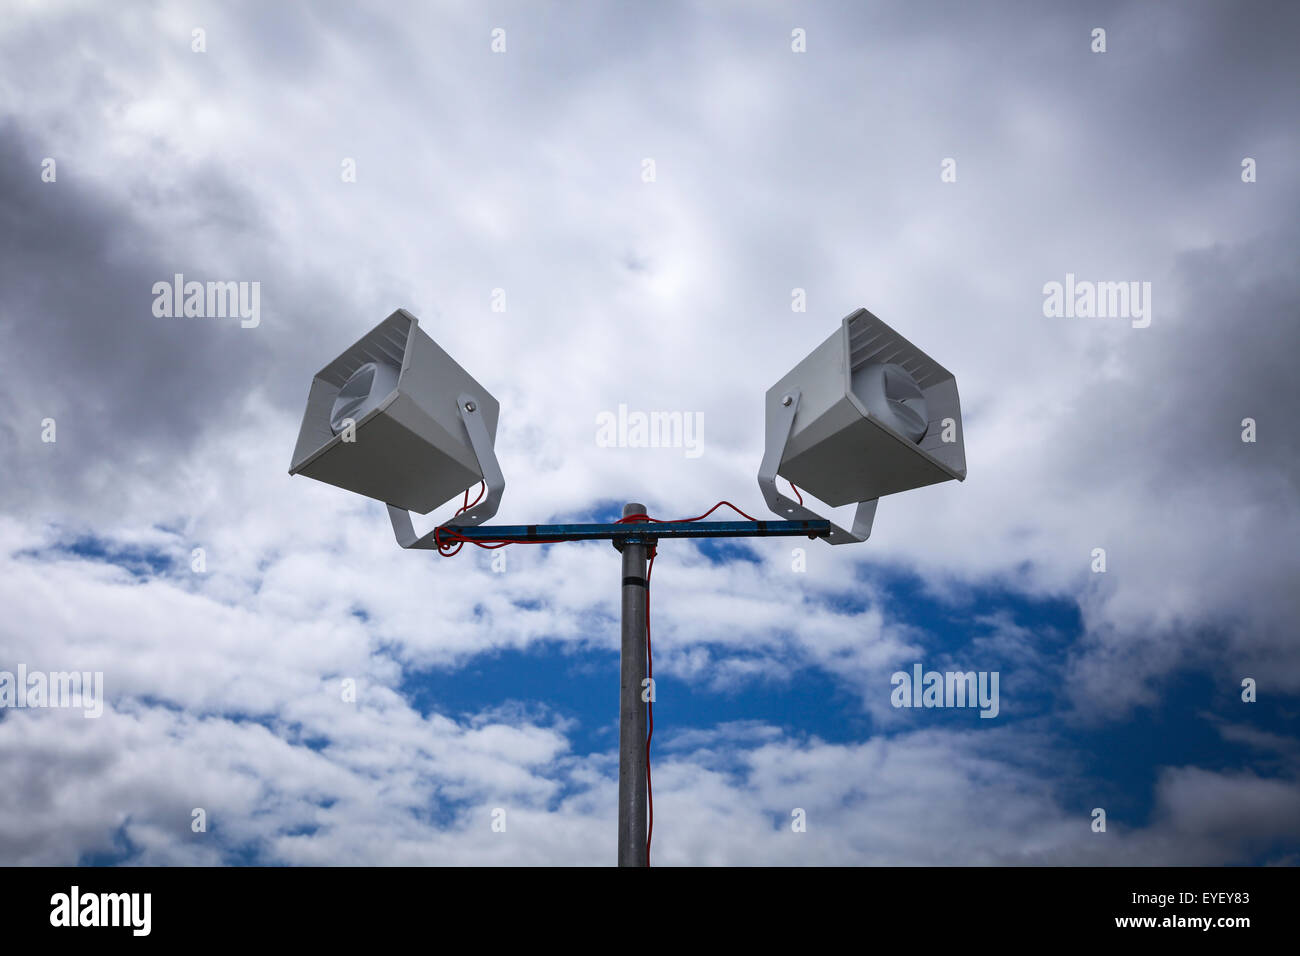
[431,482,518,555]
[615,500,761,525]
[788,481,803,505]
[615,501,769,865]
[644,541,656,865]
[464,480,486,511]
[433,487,474,555]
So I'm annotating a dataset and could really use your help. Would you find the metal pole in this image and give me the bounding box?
[617,502,649,867]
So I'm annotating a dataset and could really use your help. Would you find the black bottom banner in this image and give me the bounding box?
[1,865,1289,942]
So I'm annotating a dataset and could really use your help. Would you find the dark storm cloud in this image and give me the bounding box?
[1134,231,1300,486]
[1045,226,1300,520]
[1054,222,1300,703]
[0,118,361,514]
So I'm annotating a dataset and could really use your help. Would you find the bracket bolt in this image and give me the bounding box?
[464,401,477,412]
[781,395,793,407]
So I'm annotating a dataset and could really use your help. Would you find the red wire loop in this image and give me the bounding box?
[615,500,761,525]
[431,482,512,555]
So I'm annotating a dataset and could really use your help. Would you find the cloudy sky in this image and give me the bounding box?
[1,0,1298,866]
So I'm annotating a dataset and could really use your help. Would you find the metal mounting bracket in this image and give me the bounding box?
[386,392,505,550]
[757,387,877,545]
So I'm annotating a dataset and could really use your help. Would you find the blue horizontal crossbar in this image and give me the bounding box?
[443,520,831,543]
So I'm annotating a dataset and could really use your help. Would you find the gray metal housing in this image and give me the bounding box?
[759,308,965,542]
[288,309,501,515]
